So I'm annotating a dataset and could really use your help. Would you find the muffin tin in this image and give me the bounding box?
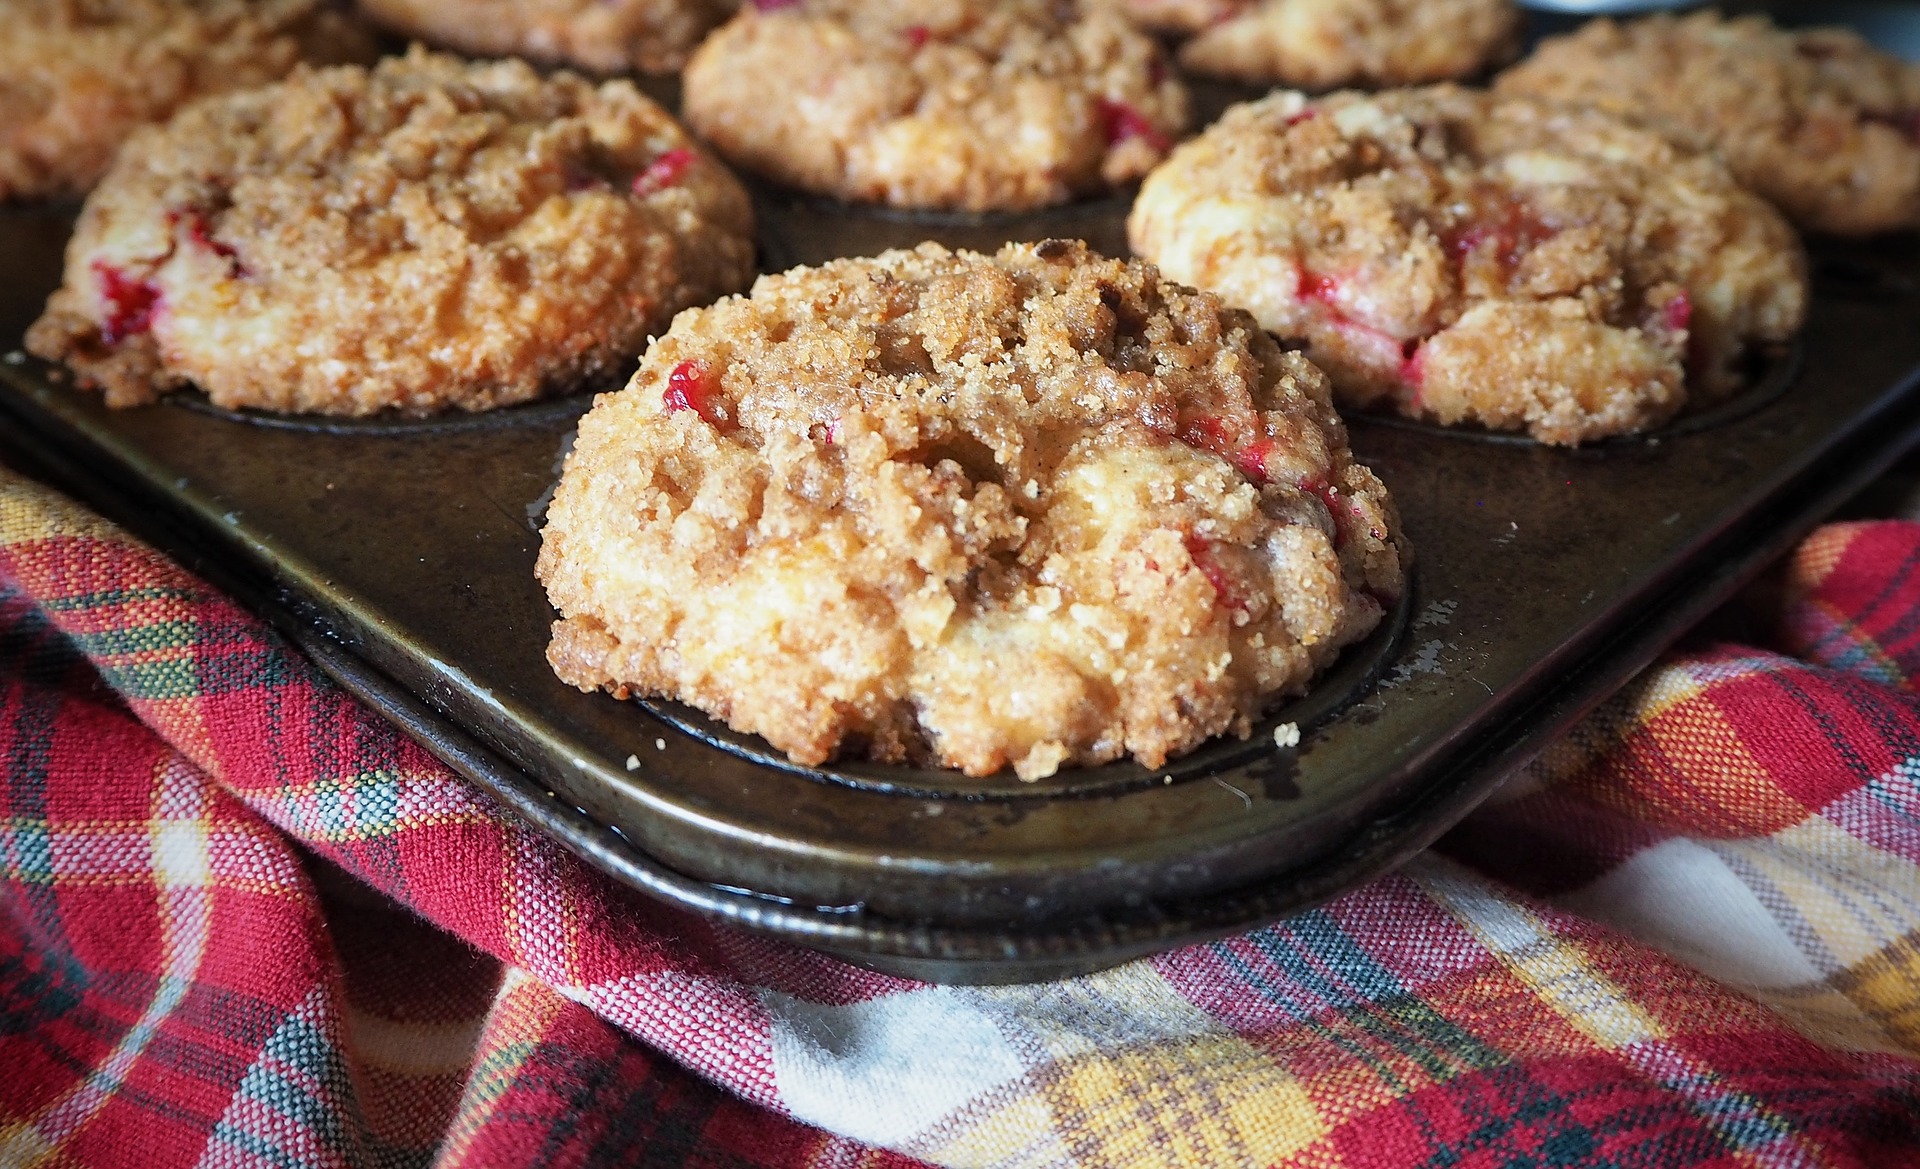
[5,4,1920,983]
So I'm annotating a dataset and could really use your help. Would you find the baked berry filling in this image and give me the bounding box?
[662,359,730,427]
[1098,98,1169,153]
[171,209,247,279]
[1662,290,1693,333]
[631,148,696,197]
[1442,191,1556,275]
[92,261,162,344]
[1183,534,1248,613]
[1177,414,1355,548]
[1296,268,1426,395]
[1179,414,1272,483]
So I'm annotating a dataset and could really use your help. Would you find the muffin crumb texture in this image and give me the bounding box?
[26,49,756,415]
[0,0,376,201]
[1498,11,1920,236]
[1141,0,1525,89]
[357,0,738,75]
[682,0,1187,211]
[537,241,1406,779]
[1129,87,1808,445]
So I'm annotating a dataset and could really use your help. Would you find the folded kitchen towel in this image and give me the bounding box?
[0,462,1915,1169]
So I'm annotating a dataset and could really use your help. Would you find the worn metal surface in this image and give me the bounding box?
[4,8,1920,978]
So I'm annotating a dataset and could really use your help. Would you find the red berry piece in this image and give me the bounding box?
[1300,477,1354,547]
[92,260,161,344]
[663,359,729,427]
[1179,413,1232,454]
[1298,268,1426,392]
[1179,415,1275,485]
[903,24,930,50]
[1098,98,1169,153]
[1184,535,1247,612]
[1297,270,1340,304]
[1399,339,1426,390]
[1301,477,1341,515]
[632,148,696,197]
[1231,437,1275,484]
[171,209,247,278]
[1284,107,1319,128]
[1442,192,1555,272]
[1662,290,1693,333]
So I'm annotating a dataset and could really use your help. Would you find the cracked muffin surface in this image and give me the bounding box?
[26,49,756,415]
[681,0,1187,212]
[537,240,1405,780]
[1497,11,1920,236]
[358,0,738,75]
[1098,0,1522,89]
[1128,87,1807,445]
[0,0,375,201]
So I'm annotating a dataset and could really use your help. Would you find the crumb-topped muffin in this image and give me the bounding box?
[537,240,1405,780]
[26,49,756,415]
[1497,11,1920,236]
[1129,87,1808,445]
[681,0,1188,212]
[1099,0,1523,89]
[0,0,375,201]
[357,0,739,76]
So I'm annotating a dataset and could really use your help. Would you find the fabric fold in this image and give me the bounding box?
[1,464,1915,1168]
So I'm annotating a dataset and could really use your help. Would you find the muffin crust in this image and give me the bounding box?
[27,49,756,415]
[682,0,1187,212]
[358,0,739,75]
[1498,11,1920,236]
[537,241,1405,779]
[1129,87,1807,444]
[0,0,374,201]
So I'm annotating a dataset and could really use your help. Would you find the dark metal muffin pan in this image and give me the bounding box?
[5,5,1920,981]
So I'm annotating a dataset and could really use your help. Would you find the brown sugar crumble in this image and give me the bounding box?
[26,49,756,416]
[1129,87,1808,445]
[537,241,1407,779]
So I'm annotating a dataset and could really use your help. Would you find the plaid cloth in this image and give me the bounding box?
[1,460,1917,1168]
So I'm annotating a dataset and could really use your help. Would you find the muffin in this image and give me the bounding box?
[681,0,1187,212]
[0,0,375,201]
[1498,11,1920,236]
[356,0,738,76]
[26,49,756,415]
[1129,87,1808,444]
[537,240,1406,779]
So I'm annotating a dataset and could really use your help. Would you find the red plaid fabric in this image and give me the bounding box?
[1,464,1916,1168]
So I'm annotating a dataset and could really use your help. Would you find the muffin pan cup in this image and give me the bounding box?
[6,6,1920,978]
